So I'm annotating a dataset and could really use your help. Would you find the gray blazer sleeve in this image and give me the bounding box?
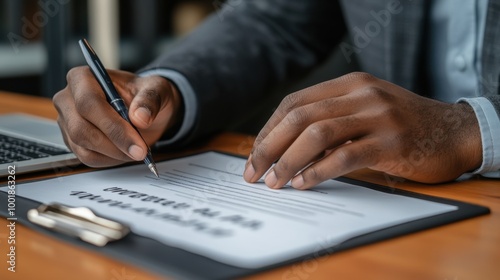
[140,0,346,146]
[487,95,500,115]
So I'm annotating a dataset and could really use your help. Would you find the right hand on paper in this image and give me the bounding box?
[53,66,183,167]
[243,72,482,189]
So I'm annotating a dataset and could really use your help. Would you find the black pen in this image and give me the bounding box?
[78,38,159,177]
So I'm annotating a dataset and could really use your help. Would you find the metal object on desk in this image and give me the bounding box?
[27,203,130,247]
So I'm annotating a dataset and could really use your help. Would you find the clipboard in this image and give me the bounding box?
[0,152,491,280]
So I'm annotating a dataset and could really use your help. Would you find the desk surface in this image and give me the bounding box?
[1,91,499,280]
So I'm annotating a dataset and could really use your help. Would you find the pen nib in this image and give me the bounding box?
[148,163,159,178]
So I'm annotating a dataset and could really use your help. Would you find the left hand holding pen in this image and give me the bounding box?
[53,67,183,167]
[243,72,482,189]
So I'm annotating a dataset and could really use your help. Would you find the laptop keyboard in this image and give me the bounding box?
[0,133,70,164]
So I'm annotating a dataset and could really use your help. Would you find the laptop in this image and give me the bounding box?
[0,114,80,177]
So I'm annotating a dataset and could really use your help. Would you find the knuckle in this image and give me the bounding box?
[66,121,91,147]
[67,120,85,138]
[75,149,100,167]
[66,66,86,83]
[280,92,303,113]
[68,122,106,150]
[253,131,266,146]
[102,119,128,144]
[143,88,162,103]
[306,122,333,142]
[250,144,274,171]
[382,106,402,120]
[251,143,268,162]
[57,119,71,148]
[336,148,357,168]
[362,86,393,102]
[52,89,67,112]
[284,107,309,126]
[73,95,94,115]
[304,166,323,182]
[65,68,76,83]
[317,98,339,115]
[273,158,291,174]
[363,144,381,167]
[139,89,162,113]
[347,71,377,83]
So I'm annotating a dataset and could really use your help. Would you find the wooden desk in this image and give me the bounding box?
[1,91,499,280]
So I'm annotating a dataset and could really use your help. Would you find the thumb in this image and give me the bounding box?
[128,75,174,129]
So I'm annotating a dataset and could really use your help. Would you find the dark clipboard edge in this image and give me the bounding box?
[0,151,491,280]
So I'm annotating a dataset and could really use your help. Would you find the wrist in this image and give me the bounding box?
[454,103,482,173]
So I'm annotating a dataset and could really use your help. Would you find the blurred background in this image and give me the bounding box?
[0,0,353,133]
[0,0,217,97]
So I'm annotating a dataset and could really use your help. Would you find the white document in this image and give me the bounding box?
[1,152,457,268]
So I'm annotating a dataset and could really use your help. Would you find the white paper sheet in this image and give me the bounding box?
[1,152,457,268]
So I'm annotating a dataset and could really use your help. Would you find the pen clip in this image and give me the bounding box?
[27,203,130,246]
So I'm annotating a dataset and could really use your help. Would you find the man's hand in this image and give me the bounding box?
[53,66,183,167]
[243,72,482,189]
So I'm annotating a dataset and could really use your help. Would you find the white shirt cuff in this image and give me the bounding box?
[458,97,500,178]
[138,69,198,147]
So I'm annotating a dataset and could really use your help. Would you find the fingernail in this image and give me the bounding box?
[265,170,278,188]
[128,144,144,160]
[244,162,255,182]
[292,174,304,189]
[135,107,152,126]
